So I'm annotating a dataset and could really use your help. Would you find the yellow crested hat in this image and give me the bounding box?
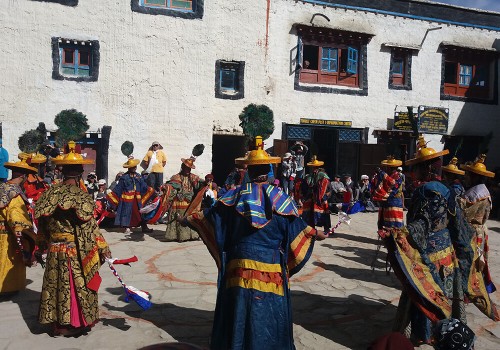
[4,154,38,174]
[52,141,95,165]
[442,157,465,176]
[235,136,281,166]
[460,154,495,178]
[381,155,402,167]
[18,152,47,164]
[123,156,140,168]
[406,135,449,166]
[306,155,324,167]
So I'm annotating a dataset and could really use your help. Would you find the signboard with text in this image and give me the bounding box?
[299,118,352,127]
[418,106,449,134]
[393,111,413,131]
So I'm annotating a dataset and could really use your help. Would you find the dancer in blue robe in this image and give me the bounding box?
[182,137,327,350]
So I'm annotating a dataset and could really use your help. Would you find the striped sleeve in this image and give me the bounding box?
[287,217,316,276]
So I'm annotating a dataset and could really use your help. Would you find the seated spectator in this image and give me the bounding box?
[109,171,124,191]
[330,174,346,203]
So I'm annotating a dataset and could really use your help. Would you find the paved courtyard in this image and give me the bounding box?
[1,212,500,349]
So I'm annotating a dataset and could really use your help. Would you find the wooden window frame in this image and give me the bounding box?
[442,47,495,101]
[52,37,99,82]
[300,42,360,88]
[142,0,192,11]
[215,60,245,100]
[131,0,203,19]
[388,48,412,90]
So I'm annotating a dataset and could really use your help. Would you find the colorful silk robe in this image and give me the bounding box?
[107,172,154,227]
[164,172,201,242]
[301,170,331,230]
[464,184,496,293]
[372,169,404,229]
[35,184,110,326]
[386,181,498,344]
[186,183,317,350]
[0,183,35,293]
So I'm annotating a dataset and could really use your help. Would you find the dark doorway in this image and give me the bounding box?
[311,128,336,177]
[212,134,247,185]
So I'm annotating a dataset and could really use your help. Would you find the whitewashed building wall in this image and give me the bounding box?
[0,0,499,178]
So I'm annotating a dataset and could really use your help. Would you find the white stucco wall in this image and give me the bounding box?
[0,0,499,179]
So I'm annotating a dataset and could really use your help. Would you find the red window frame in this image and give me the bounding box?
[390,51,406,86]
[443,48,493,99]
[300,42,360,88]
[62,48,75,65]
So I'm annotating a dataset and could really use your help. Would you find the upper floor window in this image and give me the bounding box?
[301,42,360,88]
[52,38,99,82]
[441,44,497,102]
[31,0,78,5]
[215,60,245,100]
[142,0,192,11]
[388,47,413,90]
[293,24,372,95]
[131,0,203,19]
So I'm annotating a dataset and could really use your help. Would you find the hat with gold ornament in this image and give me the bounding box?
[182,144,205,169]
[235,136,281,165]
[52,141,94,165]
[460,154,494,178]
[4,153,37,174]
[381,155,402,167]
[306,155,324,167]
[18,152,47,164]
[442,157,465,176]
[405,135,449,166]
[121,141,140,168]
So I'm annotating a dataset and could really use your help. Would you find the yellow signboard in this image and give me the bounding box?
[299,118,352,127]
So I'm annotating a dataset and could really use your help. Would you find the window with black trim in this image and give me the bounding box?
[441,45,496,101]
[389,48,412,90]
[294,25,372,95]
[300,42,360,88]
[131,0,203,19]
[215,60,244,100]
[31,0,78,5]
[52,38,99,82]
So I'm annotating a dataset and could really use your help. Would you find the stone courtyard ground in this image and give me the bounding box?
[1,212,500,349]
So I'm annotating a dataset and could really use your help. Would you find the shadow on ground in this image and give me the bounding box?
[291,290,397,350]
[103,287,213,348]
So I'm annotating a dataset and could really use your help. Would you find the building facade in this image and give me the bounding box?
[0,0,499,182]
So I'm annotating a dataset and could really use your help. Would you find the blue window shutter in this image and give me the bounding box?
[347,47,358,74]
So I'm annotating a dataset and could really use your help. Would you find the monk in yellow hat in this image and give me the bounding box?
[372,156,404,230]
[35,141,111,336]
[382,136,498,345]
[0,155,37,297]
[461,154,497,294]
[179,136,328,349]
[300,155,332,232]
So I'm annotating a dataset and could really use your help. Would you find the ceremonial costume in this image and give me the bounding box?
[164,145,203,242]
[372,156,404,229]
[35,141,111,335]
[184,137,321,350]
[107,144,155,231]
[461,154,497,293]
[0,156,37,294]
[300,156,331,231]
[384,137,498,345]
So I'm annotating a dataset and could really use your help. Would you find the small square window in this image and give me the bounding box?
[215,60,244,100]
[52,37,99,82]
[131,0,203,19]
